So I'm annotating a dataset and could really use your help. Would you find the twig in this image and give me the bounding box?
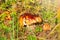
[47,23,60,37]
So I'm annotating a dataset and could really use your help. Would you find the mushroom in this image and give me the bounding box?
[43,23,51,31]
[3,11,11,26]
[19,13,42,28]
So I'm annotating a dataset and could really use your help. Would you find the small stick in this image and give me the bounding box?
[47,23,60,37]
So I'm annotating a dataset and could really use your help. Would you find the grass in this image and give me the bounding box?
[0,0,59,40]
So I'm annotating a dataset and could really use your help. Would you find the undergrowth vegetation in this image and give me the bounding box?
[0,0,60,40]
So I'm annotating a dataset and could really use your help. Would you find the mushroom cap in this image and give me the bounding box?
[43,23,51,31]
[19,13,42,26]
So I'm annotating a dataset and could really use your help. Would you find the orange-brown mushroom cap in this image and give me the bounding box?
[19,13,42,27]
[43,23,51,31]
